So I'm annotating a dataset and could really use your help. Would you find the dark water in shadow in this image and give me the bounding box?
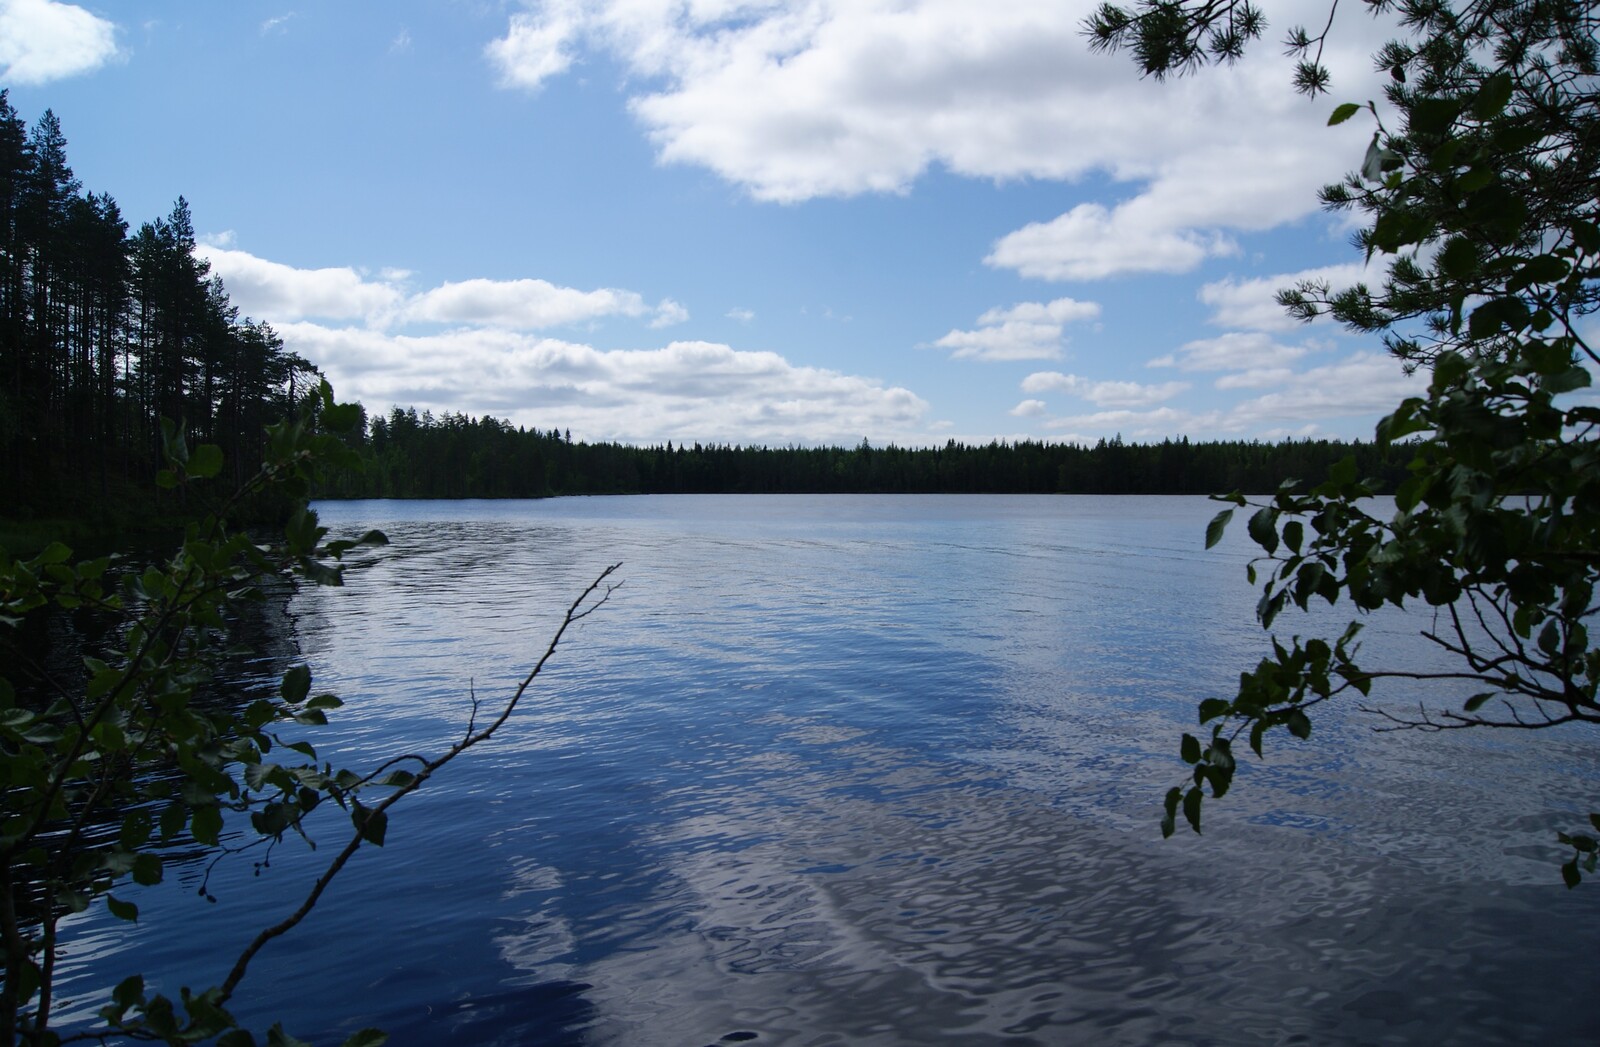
[50,495,1599,1045]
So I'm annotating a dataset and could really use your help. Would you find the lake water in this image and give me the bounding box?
[52,495,1600,1045]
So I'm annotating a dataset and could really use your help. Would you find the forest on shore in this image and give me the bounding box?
[321,407,1410,498]
[2,94,1405,529]
[0,93,321,524]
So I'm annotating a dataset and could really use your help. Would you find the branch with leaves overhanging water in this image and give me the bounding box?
[1,382,622,1047]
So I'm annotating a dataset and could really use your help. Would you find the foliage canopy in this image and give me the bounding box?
[1091,0,1600,883]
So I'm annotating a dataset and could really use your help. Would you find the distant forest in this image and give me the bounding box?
[3,95,1404,523]
[319,408,1410,499]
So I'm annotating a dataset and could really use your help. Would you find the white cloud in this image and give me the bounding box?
[198,242,931,444]
[196,246,406,323]
[1199,261,1373,332]
[487,0,586,91]
[276,324,930,445]
[1223,350,1422,429]
[488,1,1386,278]
[726,307,756,323]
[0,0,117,84]
[649,298,690,328]
[1010,398,1046,417]
[1148,331,1311,373]
[929,297,1099,361]
[407,277,661,329]
[199,246,687,332]
[1020,371,1187,407]
[987,203,1237,281]
[260,13,294,36]
[1214,367,1296,390]
[1047,350,1420,438]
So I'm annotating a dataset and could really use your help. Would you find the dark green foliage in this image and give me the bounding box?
[1,378,618,1042]
[328,408,1414,499]
[0,96,320,527]
[0,386,392,1044]
[1092,0,1599,884]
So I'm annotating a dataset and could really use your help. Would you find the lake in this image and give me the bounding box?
[52,495,1600,1045]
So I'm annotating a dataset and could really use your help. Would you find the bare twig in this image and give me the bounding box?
[214,564,621,1007]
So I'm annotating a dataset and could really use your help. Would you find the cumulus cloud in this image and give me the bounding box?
[1047,350,1420,438]
[1199,261,1373,332]
[277,323,930,445]
[1148,331,1311,373]
[199,246,688,332]
[486,0,586,90]
[987,203,1237,281]
[928,297,1099,361]
[1020,371,1187,408]
[197,242,930,444]
[407,278,664,329]
[196,246,406,323]
[487,1,1386,277]
[650,298,690,328]
[0,0,117,84]
[726,307,755,323]
[1223,351,1422,429]
[1010,399,1046,417]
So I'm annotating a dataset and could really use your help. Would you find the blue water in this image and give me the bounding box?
[50,495,1600,1044]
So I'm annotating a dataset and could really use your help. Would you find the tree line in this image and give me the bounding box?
[317,405,1411,499]
[1,93,320,521]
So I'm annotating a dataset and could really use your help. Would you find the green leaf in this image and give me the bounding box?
[1282,520,1303,555]
[159,802,185,841]
[132,853,163,886]
[304,693,343,711]
[352,804,388,847]
[1286,709,1312,739]
[191,805,223,847]
[1161,787,1181,839]
[36,541,72,565]
[1198,698,1230,723]
[105,894,139,922]
[340,1030,389,1047]
[1180,733,1201,764]
[120,809,153,849]
[374,769,418,788]
[113,974,145,1012]
[267,1024,315,1047]
[1562,859,1581,888]
[1205,508,1233,549]
[281,664,312,705]
[1463,693,1495,713]
[1247,507,1279,555]
[188,443,224,479]
[1328,102,1361,125]
[1182,787,1203,834]
[1472,71,1514,119]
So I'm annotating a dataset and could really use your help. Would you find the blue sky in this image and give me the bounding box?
[1,0,1427,446]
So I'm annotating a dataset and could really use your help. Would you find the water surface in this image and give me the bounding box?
[54,495,1600,1045]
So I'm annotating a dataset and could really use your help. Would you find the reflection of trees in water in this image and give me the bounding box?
[4,554,304,929]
